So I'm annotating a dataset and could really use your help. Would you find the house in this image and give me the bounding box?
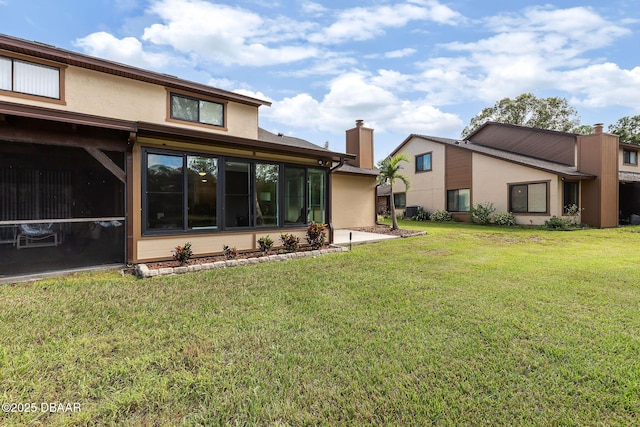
[385,121,628,228]
[0,34,376,277]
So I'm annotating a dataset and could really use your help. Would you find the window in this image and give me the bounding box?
[509,182,548,214]
[624,150,638,165]
[415,153,432,172]
[0,55,61,99]
[146,152,218,231]
[447,189,470,212]
[308,168,327,224]
[393,192,406,209]
[170,92,224,127]
[143,149,327,234]
[563,181,579,214]
[256,163,279,227]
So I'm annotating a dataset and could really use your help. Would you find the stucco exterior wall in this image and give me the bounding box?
[136,230,307,262]
[472,153,562,225]
[331,173,376,229]
[0,64,260,140]
[394,137,446,213]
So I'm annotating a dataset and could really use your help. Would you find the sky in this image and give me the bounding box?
[1,0,639,161]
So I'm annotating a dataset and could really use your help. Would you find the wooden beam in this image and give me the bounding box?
[84,147,126,183]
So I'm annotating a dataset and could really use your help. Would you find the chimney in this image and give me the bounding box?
[345,119,374,169]
[594,123,603,134]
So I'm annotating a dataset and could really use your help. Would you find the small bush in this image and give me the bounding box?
[222,245,237,259]
[412,207,430,221]
[430,210,453,222]
[280,233,300,253]
[257,235,274,255]
[493,212,516,226]
[545,216,567,230]
[306,221,327,249]
[172,242,193,266]
[470,202,496,224]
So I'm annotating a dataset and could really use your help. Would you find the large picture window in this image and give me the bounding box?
[447,189,470,212]
[170,93,224,127]
[509,182,548,214]
[0,55,61,99]
[143,149,327,234]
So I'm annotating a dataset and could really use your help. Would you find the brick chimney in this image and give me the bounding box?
[345,119,374,169]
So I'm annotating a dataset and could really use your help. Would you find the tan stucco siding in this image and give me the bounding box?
[0,64,260,139]
[136,230,306,262]
[394,137,446,213]
[472,153,561,225]
[331,173,376,229]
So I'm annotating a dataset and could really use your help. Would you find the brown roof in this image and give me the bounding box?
[332,163,378,176]
[409,134,595,179]
[0,33,270,108]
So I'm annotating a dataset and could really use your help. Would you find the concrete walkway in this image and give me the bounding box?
[333,229,398,246]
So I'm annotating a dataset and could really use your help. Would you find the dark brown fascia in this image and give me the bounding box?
[0,100,137,132]
[0,34,270,108]
[136,121,352,163]
[0,100,353,162]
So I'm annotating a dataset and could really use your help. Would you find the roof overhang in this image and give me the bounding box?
[0,34,270,108]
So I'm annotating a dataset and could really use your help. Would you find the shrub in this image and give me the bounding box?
[172,242,193,266]
[430,210,453,222]
[257,235,274,255]
[564,203,582,226]
[493,212,516,226]
[222,245,237,259]
[306,221,327,249]
[470,202,496,224]
[412,207,430,221]
[545,216,567,230]
[280,233,300,253]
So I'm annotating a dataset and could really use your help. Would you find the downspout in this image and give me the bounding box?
[375,183,381,225]
[328,156,347,244]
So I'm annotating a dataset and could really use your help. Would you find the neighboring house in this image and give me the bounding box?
[0,34,375,277]
[385,121,626,228]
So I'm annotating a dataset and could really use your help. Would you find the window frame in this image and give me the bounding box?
[393,192,406,209]
[508,181,550,215]
[0,53,65,104]
[623,149,638,166]
[166,89,227,129]
[141,147,328,236]
[446,188,470,212]
[415,152,432,173]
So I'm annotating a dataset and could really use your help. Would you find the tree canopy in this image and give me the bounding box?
[461,93,581,138]
[609,115,640,145]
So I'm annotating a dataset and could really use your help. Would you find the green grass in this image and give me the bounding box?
[1,220,639,426]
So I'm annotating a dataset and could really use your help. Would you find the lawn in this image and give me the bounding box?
[1,221,639,426]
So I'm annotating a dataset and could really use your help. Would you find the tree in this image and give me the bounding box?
[377,153,411,230]
[461,93,581,138]
[609,115,640,145]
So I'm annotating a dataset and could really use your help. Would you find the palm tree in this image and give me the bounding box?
[377,153,411,230]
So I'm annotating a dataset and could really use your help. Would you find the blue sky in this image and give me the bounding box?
[1,0,639,161]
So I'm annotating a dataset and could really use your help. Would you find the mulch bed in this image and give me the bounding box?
[145,246,320,270]
[350,224,425,238]
[144,225,423,270]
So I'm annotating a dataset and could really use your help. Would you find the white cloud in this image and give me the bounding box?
[385,48,417,59]
[141,0,319,66]
[301,1,327,16]
[308,1,462,44]
[560,63,640,110]
[264,71,462,136]
[74,31,174,69]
